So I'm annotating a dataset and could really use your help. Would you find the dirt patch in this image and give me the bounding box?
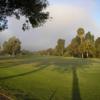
[0,93,13,100]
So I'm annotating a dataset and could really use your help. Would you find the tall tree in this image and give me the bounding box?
[0,0,49,31]
[3,36,21,56]
[79,40,95,58]
[77,28,85,58]
[77,28,85,43]
[55,39,65,56]
[84,32,95,57]
[68,36,80,57]
[95,37,100,58]
[85,32,94,43]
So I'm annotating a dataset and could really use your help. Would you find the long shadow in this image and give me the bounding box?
[72,67,82,100]
[0,60,39,69]
[49,89,57,100]
[0,65,47,80]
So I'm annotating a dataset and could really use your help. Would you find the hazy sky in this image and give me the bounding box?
[0,0,100,51]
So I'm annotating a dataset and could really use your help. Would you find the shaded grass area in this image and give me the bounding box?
[72,67,81,100]
[0,55,100,100]
[78,59,100,100]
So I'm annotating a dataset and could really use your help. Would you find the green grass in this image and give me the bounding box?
[0,55,100,100]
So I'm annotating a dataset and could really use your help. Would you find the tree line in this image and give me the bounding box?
[36,28,100,58]
[0,28,100,58]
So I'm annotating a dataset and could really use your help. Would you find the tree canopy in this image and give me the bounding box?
[77,28,85,38]
[55,39,65,56]
[3,36,21,55]
[0,0,49,31]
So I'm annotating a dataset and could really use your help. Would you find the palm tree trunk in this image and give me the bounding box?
[86,52,89,58]
[81,38,82,44]
[82,53,84,58]
[81,37,84,58]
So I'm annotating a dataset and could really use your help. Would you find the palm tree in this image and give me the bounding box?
[77,28,85,58]
[77,28,85,43]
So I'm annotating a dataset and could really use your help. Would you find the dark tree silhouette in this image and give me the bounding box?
[0,0,49,31]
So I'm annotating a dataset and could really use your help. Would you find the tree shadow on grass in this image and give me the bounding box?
[0,64,48,81]
[72,67,82,100]
[51,58,92,73]
[0,60,38,69]
[48,89,57,100]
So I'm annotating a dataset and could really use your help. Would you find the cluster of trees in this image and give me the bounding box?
[0,37,21,56]
[66,28,100,58]
[37,28,100,58]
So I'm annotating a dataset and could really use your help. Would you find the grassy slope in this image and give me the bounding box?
[0,55,100,100]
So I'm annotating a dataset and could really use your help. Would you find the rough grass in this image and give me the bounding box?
[0,55,100,100]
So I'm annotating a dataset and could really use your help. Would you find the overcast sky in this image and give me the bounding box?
[0,0,100,51]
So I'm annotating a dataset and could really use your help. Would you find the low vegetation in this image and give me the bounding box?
[0,55,100,100]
